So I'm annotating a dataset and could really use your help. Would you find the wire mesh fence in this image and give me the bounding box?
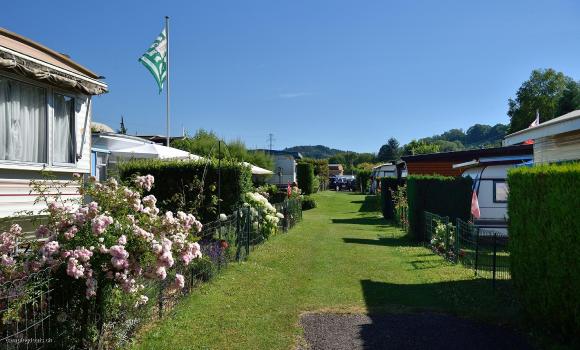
[0,198,302,349]
[456,218,511,283]
[423,212,511,285]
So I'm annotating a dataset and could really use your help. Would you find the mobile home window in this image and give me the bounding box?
[0,77,47,163]
[493,180,508,203]
[53,94,76,164]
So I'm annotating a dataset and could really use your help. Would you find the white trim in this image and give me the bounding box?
[0,46,108,88]
[503,110,580,145]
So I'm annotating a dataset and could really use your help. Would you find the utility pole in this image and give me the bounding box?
[268,133,274,151]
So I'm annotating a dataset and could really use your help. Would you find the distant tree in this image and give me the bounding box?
[508,68,575,133]
[403,140,440,155]
[377,137,400,162]
[118,116,127,134]
[465,124,492,145]
[433,140,464,152]
[170,129,273,170]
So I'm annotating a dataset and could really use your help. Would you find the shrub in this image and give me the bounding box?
[301,158,329,190]
[118,159,252,223]
[0,175,204,348]
[312,176,321,193]
[301,196,317,210]
[296,163,315,195]
[380,177,405,219]
[355,169,372,193]
[406,175,472,242]
[243,192,282,239]
[508,163,580,344]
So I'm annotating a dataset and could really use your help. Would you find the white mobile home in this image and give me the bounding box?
[0,28,107,217]
[255,150,302,188]
[453,153,533,235]
[503,110,580,164]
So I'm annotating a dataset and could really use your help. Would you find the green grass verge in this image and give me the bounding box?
[132,192,519,350]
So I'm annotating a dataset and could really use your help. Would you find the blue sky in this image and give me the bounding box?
[3,0,580,152]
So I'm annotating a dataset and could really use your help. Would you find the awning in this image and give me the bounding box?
[111,143,202,160]
[243,162,273,175]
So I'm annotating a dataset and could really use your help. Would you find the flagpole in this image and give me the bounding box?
[165,15,170,147]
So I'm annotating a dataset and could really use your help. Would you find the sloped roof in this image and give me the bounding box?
[503,110,580,145]
[0,27,107,94]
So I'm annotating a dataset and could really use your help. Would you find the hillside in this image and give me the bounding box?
[283,145,345,159]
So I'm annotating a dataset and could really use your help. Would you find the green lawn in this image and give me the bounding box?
[133,191,519,350]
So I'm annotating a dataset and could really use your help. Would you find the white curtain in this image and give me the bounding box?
[0,77,46,163]
[53,94,75,163]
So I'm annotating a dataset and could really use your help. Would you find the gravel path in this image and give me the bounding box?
[300,312,532,350]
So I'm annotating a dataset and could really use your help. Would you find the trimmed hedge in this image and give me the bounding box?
[380,177,405,219]
[301,196,317,210]
[118,158,252,223]
[296,162,315,195]
[406,175,472,242]
[355,169,372,193]
[508,163,580,344]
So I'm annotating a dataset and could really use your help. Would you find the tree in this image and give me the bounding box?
[403,140,440,155]
[118,116,127,134]
[556,80,580,117]
[377,137,400,162]
[508,69,575,133]
[465,124,492,145]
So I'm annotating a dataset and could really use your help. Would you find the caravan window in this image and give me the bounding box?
[0,77,47,163]
[494,180,508,203]
[53,94,76,164]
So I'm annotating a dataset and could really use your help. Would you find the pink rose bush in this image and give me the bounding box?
[0,174,203,308]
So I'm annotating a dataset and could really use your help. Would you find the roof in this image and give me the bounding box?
[328,164,343,168]
[400,144,533,163]
[503,110,580,146]
[0,27,107,94]
[254,149,303,159]
[0,27,101,78]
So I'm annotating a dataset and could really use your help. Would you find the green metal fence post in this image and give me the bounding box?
[474,227,480,277]
[492,231,497,289]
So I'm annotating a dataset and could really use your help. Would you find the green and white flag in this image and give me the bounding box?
[139,28,168,93]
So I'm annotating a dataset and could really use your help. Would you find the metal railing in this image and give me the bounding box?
[423,212,511,286]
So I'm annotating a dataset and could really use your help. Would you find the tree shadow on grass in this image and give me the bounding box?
[342,235,412,247]
[331,216,388,227]
[357,279,529,350]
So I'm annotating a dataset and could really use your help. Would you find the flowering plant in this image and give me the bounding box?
[243,192,281,239]
[0,173,204,319]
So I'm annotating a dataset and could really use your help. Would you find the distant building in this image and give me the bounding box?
[255,149,303,187]
[503,110,580,164]
[328,164,344,177]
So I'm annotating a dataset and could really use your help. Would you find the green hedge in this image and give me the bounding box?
[508,163,580,344]
[406,175,472,242]
[355,169,372,193]
[296,162,315,195]
[118,158,252,223]
[301,195,317,210]
[380,177,405,219]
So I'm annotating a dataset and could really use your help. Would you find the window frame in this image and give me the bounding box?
[493,180,508,203]
[0,71,79,168]
[51,91,77,167]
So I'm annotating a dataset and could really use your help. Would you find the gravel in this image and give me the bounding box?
[300,312,532,350]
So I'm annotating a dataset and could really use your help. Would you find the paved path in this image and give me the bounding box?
[301,312,531,350]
